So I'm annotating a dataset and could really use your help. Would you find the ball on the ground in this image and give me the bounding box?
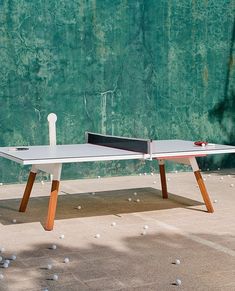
[3,262,8,268]
[10,255,17,261]
[51,244,57,250]
[143,225,149,230]
[136,199,140,202]
[64,257,70,263]
[133,192,137,196]
[52,274,58,281]
[175,259,180,265]
[213,199,218,203]
[12,219,17,224]
[59,234,65,239]
[128,198,132,202]
[111,222,116,227]
[153,181,157,184]
[77,205,82,210]
[95,234,100,238]
[175,279,182,286]
[230,184,234,187]
[47,264,52,270]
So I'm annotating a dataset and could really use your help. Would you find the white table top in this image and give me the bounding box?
[0,140,235,165]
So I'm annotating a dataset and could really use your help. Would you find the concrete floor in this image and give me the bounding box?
[0,170,235,291]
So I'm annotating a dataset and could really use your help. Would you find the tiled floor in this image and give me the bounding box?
[0,170,234,290]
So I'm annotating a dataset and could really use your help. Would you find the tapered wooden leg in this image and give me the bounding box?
[45,180,60,231]
[194,170,214,213]
[19,171,37,212]
[159,163,168,199]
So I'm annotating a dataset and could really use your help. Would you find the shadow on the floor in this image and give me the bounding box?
[0,232,235,290]
[0,187,203,227]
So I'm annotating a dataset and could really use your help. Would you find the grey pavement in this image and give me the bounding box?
[0,170,235,291]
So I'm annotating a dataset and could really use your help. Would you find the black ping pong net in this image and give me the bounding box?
[86,132,151,154]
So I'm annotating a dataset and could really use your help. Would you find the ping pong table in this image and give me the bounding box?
[0,124,235,231]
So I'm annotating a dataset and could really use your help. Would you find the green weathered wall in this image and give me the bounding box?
[0,0,234,183]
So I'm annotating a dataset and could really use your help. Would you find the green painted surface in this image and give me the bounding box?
[0,0,234,183]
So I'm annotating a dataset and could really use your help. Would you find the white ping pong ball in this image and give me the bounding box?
[175,259,181,265]
[201,143,206,147]
[10,255,16,260]
[111,222,116,226]
[47,113,57,123]
[47,264,52,270]
[41,180,45,185]
[0,183,3,186]
[53,274,58,281]
[128,198,132,202]
[217,168,221,171]
[12,219,17,223]
[136,199,140,203]
[59,234,65,239]
[230,184,234,187]
[143,225,149,230]
[51,244,57,250]
[213,199,218,203]
[220,177,224,180]
[95,234,100,238]
[3,262,8,268]
[97,176,101,179]
[151,172,154,176]
[153,181,157,184]
[167,178,171,181]
[91,192,96,195]
[64,257,70,263]
[175,279,182,286]
[133,192,137,196]
[77,205,82,210]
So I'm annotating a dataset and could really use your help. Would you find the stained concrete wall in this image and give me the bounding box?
[0,1,234,183]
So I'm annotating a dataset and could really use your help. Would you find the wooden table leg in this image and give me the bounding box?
[159,163,168,199]
[194,170,214,213]
[45,180,60,231]
[19,171,37,212]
